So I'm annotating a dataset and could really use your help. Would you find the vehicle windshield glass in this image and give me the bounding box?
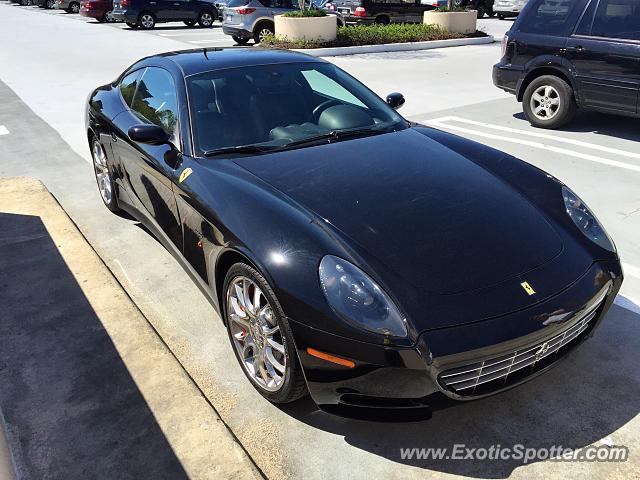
[186,62,406,155]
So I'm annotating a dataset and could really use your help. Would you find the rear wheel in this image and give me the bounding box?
[198,9,214,27]
[91,138,119,213]
[45,0,55,8]
[253,22,274,43]
[374,15,390,25]
[102,9,115,22]
[523,75,576,129]
[67,1,79,12]
[232,35,250,45]
[138,12,156,29]
[223,263,307,404]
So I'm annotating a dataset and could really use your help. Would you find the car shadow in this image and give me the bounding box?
[280,303,639,478]
[513,110,640,143]
[0,212,188,479]
[119,24,224,31]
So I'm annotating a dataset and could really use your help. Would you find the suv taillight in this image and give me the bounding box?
[354,6,366,16]
[326,2,336,11]
[235,7,256,14]
[501,34,508,58]
[122,0,130,6]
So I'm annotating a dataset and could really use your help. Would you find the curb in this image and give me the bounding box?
[293,35,494,57]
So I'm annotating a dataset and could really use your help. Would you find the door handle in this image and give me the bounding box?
[569,45,585,53]
[111,132,118,142]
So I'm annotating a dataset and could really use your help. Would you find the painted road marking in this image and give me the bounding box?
[187,39,233,44]
[426,118,640,173]
[159,32,227,37]
[622,262,640,280]
[615,295,640,315]
[0,126,9,136]
[433,116,640,161]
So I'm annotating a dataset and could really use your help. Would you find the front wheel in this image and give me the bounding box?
[102,9,115,22]
[197,10,214,27]
[67,1,79,12]
[253,23,274,44]
[522,75,577,129]
[223,263,307,404]
[232,35,250,45]
[45,0,55,8]
[91,139,119,213]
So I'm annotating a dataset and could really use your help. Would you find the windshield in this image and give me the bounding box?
[187,62,406,155]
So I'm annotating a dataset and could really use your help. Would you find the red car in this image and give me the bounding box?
[80,0,116,22]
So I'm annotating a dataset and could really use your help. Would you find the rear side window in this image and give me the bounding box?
[119,70,141,107]
[130,67,179,136]
[590,0,640,40]
[518,0,582,36]
[227,0,251,6]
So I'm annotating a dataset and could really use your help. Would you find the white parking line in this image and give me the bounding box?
[0,126,9,136]
[158,32,225,37]
[425,118,640,173]
[622,262,640,280]
[434,116,640,161]
[187,39,232,44]
[614,295,640,315]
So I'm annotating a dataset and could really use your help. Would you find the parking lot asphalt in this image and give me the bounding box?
[1,3,640,480]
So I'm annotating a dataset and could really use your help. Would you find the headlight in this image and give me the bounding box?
[562,186,614,251]
[319,255,407,338]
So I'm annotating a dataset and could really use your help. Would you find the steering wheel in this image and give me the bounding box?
[312,99,342,123]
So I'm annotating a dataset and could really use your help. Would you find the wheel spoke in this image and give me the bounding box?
[549,97,560,106]
[532,92,544,102]
[230,312,250,329]
[234,283,246,312]
[265,346,286,374]
[535,105,545,115]
[545,86,553,98]
[264,324,279,336]
[267,337,284,355]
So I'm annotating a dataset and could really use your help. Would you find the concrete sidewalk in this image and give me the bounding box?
[0,178,262,480]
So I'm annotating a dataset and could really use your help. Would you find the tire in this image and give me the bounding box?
[232,35,250,45]
[138,12,155,29]
[197,9,214,27]
[91,137,120,213]
[223,263,308,404]
[102,9,114,22]
[497,13,505,19]
[184,20,196,26]
[253,22,274,44]
[374,15,390,25]
[476,5,485,18]
[126,21,138,28]
[45,0,55,8]
[522,75,577,129]
[68,1,79,12]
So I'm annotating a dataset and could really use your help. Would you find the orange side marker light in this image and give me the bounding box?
[307,348,355,368]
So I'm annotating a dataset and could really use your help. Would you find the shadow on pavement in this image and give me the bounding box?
[282,303,640,478]
[513,110,640,143]
[0,212,188,479]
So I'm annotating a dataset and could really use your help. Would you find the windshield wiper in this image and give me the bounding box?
[281,126,396,149]
[203,144,279,157]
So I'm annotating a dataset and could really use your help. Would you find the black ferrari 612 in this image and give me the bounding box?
[86,48,622,420]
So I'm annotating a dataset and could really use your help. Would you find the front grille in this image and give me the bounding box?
[438,292,607,398]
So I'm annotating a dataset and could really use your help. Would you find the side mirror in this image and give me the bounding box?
[128,124,171,145]
[386,92,405,110]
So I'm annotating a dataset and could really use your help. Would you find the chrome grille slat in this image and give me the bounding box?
[439,294,606,397]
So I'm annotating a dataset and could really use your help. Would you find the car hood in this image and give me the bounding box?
[234,128,564,298]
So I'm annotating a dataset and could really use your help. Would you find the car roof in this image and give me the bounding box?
[137,48,326,77]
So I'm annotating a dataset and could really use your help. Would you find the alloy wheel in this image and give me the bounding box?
[104,9,114,22]
[258,27,272,42]
[92,140,113,205]
[227,276,287,392]
[140,13,154,28]
[530,85,561,121]
[70,2,79,12]
[199,12,213,26]
[46,0,55,8]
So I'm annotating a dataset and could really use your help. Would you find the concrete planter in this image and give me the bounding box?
[423,10,477,35]
[274,14,337,42]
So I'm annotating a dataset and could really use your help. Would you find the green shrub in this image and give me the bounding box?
[260,23,464,49]
[281,9,327,17]
[435,6,468,11]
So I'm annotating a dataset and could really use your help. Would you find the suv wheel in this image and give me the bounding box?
[102,9,115,22]
[138,12,156,29]
[253,23,274,44]
[198,10,215,27]
[67,1,80,12]
[374,15,390,25]
[523,75,577,129]
[45,0,55,8]
[232,35,250,45]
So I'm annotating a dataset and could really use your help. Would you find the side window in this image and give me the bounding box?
[269,0,293,8]
[301,69,366,107]
[518,0,581,36]
[575,0,596,35]
[130,67,179,136]
[119,70,141,107]
[591,0,640,40]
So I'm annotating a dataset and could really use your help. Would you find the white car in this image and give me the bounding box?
[494,0,529,19]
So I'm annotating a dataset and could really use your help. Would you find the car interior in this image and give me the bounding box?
[188,65,396,153]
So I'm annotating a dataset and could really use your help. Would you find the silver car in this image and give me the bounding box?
[222,0,343,45]
[494,0,529,18]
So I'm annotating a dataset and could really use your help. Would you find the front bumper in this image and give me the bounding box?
[290,260,622,420]
[222,25,252,39]
[111,9,136,22]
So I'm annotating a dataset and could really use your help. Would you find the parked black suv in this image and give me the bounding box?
[326,0,442,25]
[112,0,218,29]
[494,0,640,129]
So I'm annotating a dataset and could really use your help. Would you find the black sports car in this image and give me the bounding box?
[86,48,622,420]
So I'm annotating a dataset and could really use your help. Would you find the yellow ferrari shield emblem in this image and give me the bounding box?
[179,167,193,183]
[520,281,536,295]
